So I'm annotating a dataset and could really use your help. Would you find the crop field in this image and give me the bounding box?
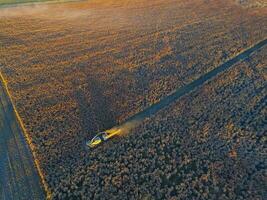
[0,0,266,199]
[60,45,265,200]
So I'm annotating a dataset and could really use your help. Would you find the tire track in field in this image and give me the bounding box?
[113,38,267,133]
[0,77,45,199]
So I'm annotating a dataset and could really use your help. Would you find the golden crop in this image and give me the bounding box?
[0,0,266,198]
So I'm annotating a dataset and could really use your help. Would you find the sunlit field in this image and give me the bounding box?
[0,0,266,199]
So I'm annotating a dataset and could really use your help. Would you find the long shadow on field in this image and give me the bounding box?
[75,76,116,137]
[115,38,267,131]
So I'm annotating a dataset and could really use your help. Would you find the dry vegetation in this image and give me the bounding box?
[52,44,267,200]
[0,0,266,199]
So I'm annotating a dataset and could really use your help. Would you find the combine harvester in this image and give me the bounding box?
[86,128,121,148]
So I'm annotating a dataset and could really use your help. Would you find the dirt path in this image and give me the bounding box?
[0,77,45,199]
[116,38,267,131]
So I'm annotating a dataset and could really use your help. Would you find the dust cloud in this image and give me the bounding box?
[0,4,49,17]
[109,119,142,137]
[118,119,142,135]
[0,2,91,20]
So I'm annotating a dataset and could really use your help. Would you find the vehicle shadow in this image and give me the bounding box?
[75,76,117,139]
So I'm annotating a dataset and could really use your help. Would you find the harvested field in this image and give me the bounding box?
[0,0,266,199]
[0,74,45,200]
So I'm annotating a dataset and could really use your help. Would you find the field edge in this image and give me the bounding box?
[0,72,51,200]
